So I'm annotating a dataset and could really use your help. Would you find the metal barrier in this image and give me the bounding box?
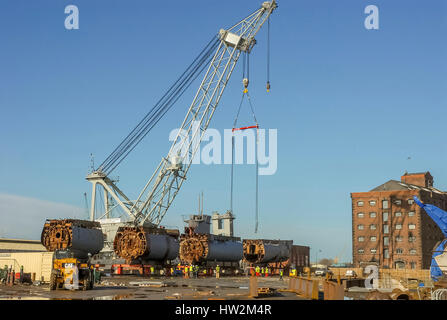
[288,277,319,299]
[286,276,345,300]
[323,280,345,300]
[249,276,258,298]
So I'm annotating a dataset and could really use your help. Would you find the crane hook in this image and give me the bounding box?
[266,81,271,93]
[243,78,249,93]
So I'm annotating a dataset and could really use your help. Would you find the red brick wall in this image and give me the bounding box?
[351,189,447,269]
[401,173,433,187]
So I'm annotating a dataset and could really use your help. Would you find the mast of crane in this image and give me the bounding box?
[87,0,277,227]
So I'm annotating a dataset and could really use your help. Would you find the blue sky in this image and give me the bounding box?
[0,0,446,263]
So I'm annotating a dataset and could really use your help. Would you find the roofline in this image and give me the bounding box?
[402,171,431,176]
[351,178,446,196]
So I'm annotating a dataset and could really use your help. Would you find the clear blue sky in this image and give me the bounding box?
[0,0,446,263]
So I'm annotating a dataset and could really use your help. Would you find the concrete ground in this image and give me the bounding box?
[0,276,307,300]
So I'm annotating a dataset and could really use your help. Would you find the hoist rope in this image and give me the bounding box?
[97,35,220,174]
[266,16,272,93]
[247,92,259,233]
[230,80,260,233]
[247,53,250,80]
[242,53,246,80]
[255,126,259,233]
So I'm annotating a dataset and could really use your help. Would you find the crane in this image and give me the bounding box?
[332,241,351,265]
[86,1,277,229]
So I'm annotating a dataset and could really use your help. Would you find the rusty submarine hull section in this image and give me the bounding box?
[113,226,179,263]
[179,233,243,264]
[242,239,292,264]
[41,219,104,257]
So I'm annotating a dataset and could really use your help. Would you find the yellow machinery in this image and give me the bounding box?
[50,251,95,291]
[41,219,103,291]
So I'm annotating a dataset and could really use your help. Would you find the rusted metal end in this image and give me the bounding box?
[113,226,179,262]
[179,233,210,264]
[114,226,149,261]
[41,219,100,251]
[243,239,265,264]
[243,239,292,264]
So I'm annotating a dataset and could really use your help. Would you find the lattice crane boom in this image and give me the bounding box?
[87,1,277,227]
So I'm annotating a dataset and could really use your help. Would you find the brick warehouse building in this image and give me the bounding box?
[351,172,447,269]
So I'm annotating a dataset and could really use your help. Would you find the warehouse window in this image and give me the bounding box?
[369,200,376,206]
[395,224,402,230]
[370,236,377,242]
[395,212,402,217]
[357,212,365,218]
[370,224,377,230]
[357,201,364,207]
[409,236,416,242]
[408,211,415,217]
[395,236,403,242]
[394,199,402,205]
[358,224,364,230]
[358,249,364,254]
[396,248,403,254]
[370,248,377,254]
[408,199,414,205]
[384,249,390,259]
[384,237,389,246]
[382,200,389,209]
[410,262,416,269]
[410,249,417,255]
[383,225,389,234]
[409,224,416,230]
[383,212,389,222]
[358,236,365,242]
[370,212,377,218]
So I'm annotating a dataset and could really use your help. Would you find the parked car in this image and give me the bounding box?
[345,270,357,278]
[315,269,325,276]
[315,269,333,277]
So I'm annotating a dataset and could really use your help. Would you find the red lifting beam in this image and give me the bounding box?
[232,125,259,132]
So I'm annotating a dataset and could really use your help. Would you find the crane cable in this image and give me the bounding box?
[97,35,220,174]
[266,16,271,92]
[103,37,218,174]
[231,52,260,233]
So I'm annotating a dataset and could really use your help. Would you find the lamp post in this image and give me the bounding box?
[315,249,322,266]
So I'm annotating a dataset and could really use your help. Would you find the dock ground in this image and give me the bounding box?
[0,276,309,300]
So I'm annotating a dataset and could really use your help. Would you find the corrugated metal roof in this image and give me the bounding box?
[0,238,45,253]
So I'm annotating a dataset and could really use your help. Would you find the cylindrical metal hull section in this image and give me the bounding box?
[113,226,179,262]
[259,243,289,263]
[179,233,242,264]
[146,234,179,261]
[41,219,103,257]
[206,240,243,262]
[243,239,291,264]
[70,227,104,255]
